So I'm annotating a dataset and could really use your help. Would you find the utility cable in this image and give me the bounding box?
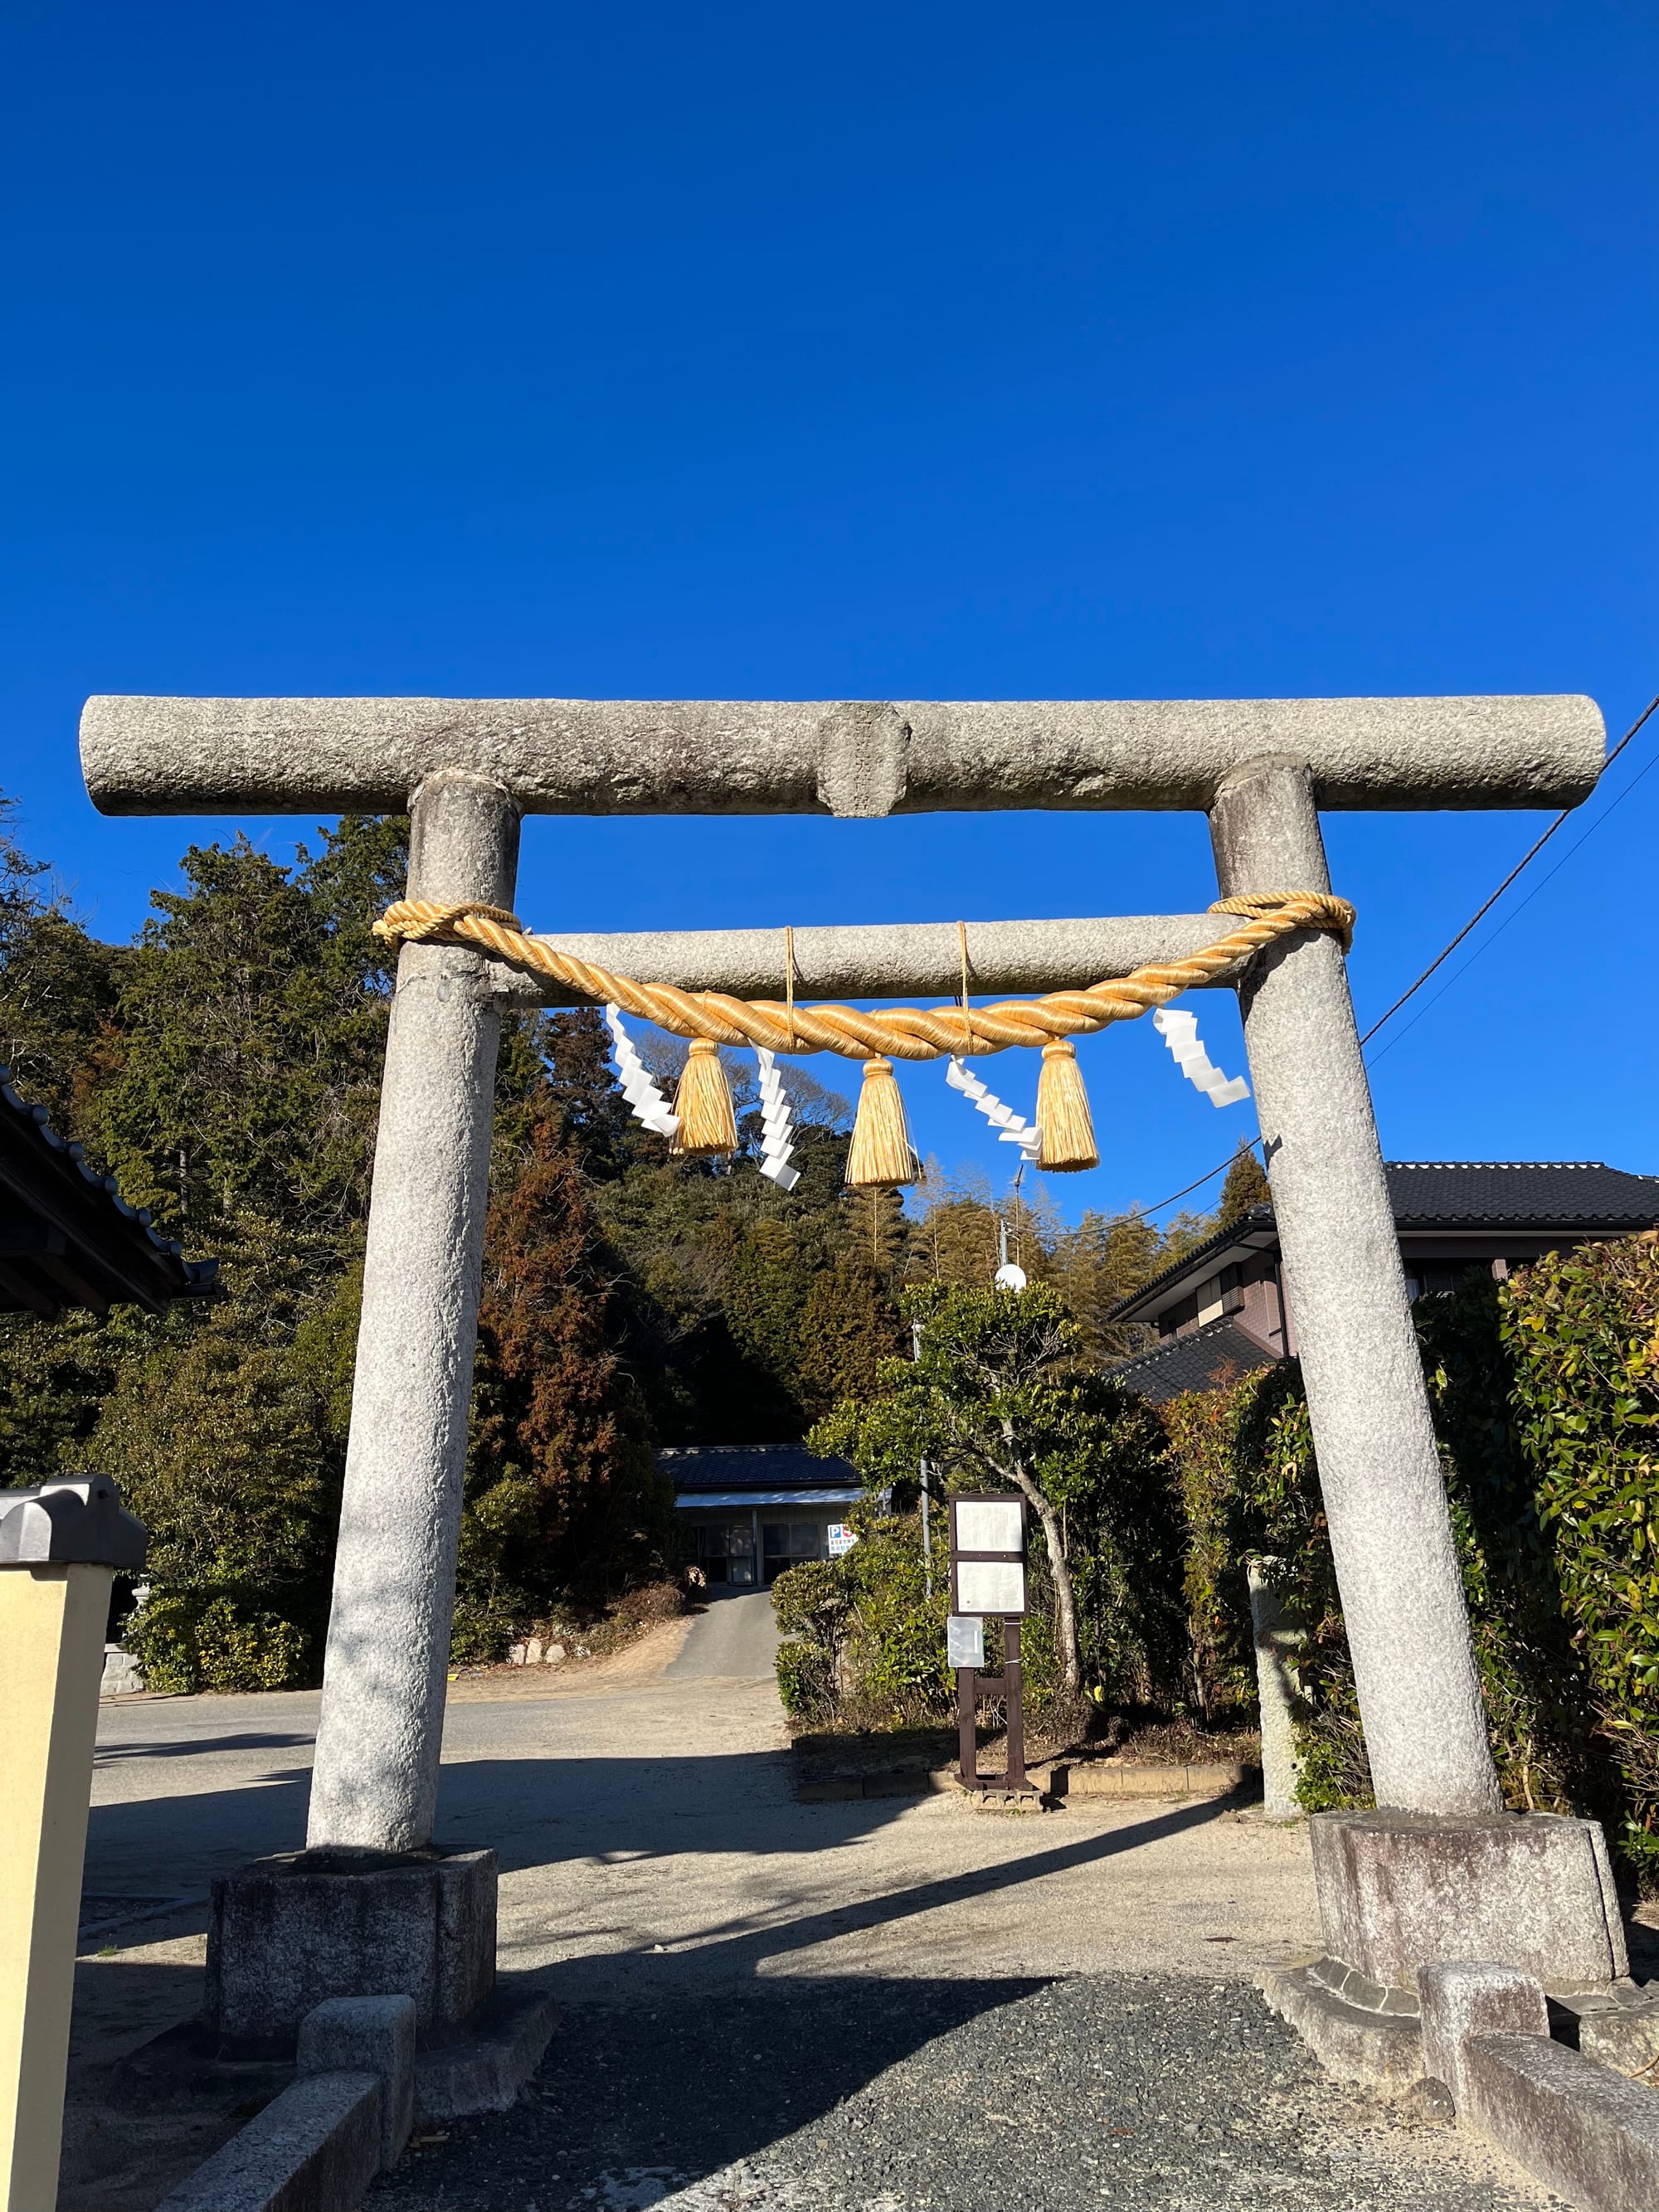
[1136,689,1659,1218]
[1359,691,1659,1046]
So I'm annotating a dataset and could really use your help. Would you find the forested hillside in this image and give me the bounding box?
[0,798,1239,1686]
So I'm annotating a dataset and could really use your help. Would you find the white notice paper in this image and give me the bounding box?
[956,1561,1026,1616]
[953,1500,1024,1554]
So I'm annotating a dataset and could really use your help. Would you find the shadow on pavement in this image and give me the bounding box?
[94,1733,317,1766]
[85,1745,922,1894]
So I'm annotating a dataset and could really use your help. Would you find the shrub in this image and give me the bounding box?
[1504,1236,1659,1884]
[776,1638,837,1725]
[772,1518,952,1731]
[1159,1383,1256,1720]
[1170,1243,1659,1884]
[128,1592,310,1695]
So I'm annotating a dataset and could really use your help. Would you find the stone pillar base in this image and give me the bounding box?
[204,1848,497,2050]
[1312,1810,1628,1996]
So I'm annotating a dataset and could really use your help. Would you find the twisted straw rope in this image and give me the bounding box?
[373,891,1355,1064]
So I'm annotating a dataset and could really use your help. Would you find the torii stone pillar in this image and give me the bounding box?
[1209,756,1501,1817]
[80,691,1626,2062]
[306,771,521,1850]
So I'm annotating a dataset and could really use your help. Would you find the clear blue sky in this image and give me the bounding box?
[2,2,1655,1220]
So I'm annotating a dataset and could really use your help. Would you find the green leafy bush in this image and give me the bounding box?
[775,1638,837,1724]
[1504,1236,1659,1884]
[1158,1384,1256,1720]
[1165,1243,1659,1885]
[812,1284,1187,1732]
[772,1514,951,1730]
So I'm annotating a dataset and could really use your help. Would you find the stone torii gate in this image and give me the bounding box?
[80,692,1629,2073]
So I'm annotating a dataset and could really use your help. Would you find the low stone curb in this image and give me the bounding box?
[793,1756,1251,1806]
[1050,1759,1250,1802]
[140,1979,562,2211]
[1259,1961,1426,2088]
[793,1765,956,1803]
[1420,1962,1659,2212]
[415,1981,559,2119]
[152,2069,385,2212]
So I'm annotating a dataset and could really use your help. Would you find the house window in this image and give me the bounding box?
[696,1522,757,1586]
[761,1523,824,1584]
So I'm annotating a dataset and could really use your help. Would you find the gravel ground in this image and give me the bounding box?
[369,1973,1557,2212]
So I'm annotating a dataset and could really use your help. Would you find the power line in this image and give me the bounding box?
[1366,727,1659,1065]
[1359,691,1659,1047]
[1136,1136,1263,1218]
[1135,689,1659,1218]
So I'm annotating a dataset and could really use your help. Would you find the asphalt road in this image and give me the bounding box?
[665,1590,781,1680]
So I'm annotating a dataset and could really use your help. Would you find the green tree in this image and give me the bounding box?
[1216,1143,1271,1225]
[80,826,405,1257]
[82,1255,345,1693]
[813,1282,1180,1702]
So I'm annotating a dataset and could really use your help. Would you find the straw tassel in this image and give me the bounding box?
[845,1057,917,1189]
[1036,1040,1099,1172]
[671,1038,738,1157]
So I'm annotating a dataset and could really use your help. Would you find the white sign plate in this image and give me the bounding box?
[946,1615,985,1670]
[953,1500,1024,1554]
[956,1560,1026,1616]
[826,1523,857,1558]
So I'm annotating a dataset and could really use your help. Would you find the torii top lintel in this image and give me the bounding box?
[79,693,1604,819]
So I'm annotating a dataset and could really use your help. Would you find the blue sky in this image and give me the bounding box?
[2,2,1655,1220]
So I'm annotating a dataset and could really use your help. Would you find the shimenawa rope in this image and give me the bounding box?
[372,891,1354,1063]
[372,892,1352,1182]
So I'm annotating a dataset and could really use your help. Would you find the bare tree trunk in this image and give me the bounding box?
[1002,1460,1081,1695]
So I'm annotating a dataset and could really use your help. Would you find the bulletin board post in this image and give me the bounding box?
[946,1493,1029,1797]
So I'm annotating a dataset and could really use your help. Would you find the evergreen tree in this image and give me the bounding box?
[460,1101,668,1655]
[1216,1141,1272,1225]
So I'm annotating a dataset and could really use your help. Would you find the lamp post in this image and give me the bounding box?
[0,1479,146,2212]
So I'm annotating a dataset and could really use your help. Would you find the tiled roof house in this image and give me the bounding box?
[1107,1161,1659,1403]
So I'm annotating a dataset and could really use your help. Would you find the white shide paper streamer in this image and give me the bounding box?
[754,1048,801,1191]
[1151,1007,1250,1108]
[945,1057,1043,1163]
[604,1004,681,1140]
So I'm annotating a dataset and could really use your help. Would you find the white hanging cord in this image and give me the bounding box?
[1151,1006,1250,1108]
[945,1057,1043,1162]
[604,1004,680,1139]
[755,1047,800,1192]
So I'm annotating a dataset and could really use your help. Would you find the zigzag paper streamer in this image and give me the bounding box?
[946,1057,1043,1163]
[754,1048,800,1191]
[605,1004,681,1139]
[1151,1007,1250,1108]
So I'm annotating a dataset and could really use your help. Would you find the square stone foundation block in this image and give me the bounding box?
[1311,1810,1627,1994]
[205,1849,497,2046]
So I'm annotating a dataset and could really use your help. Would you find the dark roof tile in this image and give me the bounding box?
[0,1067,219,1315]
[1108,1319,1282,1405]
[1382,1160,1659,1226]
[1110,1161,1659,1320]
[656,1444,860,1493]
